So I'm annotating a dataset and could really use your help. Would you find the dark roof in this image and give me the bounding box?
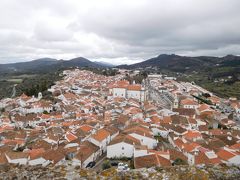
[173,108,196,117]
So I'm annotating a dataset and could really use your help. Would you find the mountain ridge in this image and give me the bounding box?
[94,61,114,67]
[117,54,240,72]
[0,57,106,74]
[1,54,240,74]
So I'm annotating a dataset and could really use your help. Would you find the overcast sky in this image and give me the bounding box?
[0,0,240,65]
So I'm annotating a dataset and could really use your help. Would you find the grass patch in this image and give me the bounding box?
[6,79,23,83]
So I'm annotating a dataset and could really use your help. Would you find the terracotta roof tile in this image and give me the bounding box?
[91,128,110,142]
[27,148,45,159]
[66,132,78,142]
[217,149,236,161]
[127,85,141,91]
[181,98,198,106]
[134,154,171,168]
[79,125,93,133]
[183,130,202,140]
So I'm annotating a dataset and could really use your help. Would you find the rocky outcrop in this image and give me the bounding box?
[0,164,239,180]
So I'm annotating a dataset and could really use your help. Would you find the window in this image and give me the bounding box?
[122,147,124,150]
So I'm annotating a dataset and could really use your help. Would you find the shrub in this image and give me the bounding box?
[102,160,111,170]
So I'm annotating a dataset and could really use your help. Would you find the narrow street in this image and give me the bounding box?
[93,153,107,171]
[11,84,17,98]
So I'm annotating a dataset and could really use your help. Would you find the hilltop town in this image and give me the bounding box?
[0,68,240,171]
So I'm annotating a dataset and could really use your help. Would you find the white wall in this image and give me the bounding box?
[151,128,169,138]
[134,148,148,158]
[129,133,157,149]
[183,105,198,109]
[107,142,134,158]
[127,90,141,100]
[6,155,28,165]
[113,88,126,98]
[28,158,46,166]
[82,153,95,168]
[228,155,240,165]
[89,136,110,154]
[187,153,195,165]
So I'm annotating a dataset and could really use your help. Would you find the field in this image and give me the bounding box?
[4,79,23,83]
[0,73,61,100]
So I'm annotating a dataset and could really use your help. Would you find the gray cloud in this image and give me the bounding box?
[0,0,239,64]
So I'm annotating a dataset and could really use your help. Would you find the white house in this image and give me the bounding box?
[128,132,157,149]
[28,156,46,166]
[133,145,149,158]
[41,149,66,166]
[107,134,141,158]
[5,152,28,165]
[89,128,111,154]
[26,148,46,166]
[105,126,119,141]
[124,126,158,149]
[111,81,146,102]
[181,99,199,109]
[112,87,127,98]
[72,141,100,168]
[126,85,146,102]
[151,127,169,138]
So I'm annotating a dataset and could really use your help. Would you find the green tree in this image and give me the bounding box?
[173,158,187,166]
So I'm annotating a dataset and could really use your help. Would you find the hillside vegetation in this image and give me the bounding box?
[119,54,240,99]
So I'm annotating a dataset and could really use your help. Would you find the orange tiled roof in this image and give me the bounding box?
[181,99,198,106]
[127,84,141,91]
[230,143,240,150]
[2,139,25,146]
[162,116,172,124]
[27,148,45,159]
[134,154,171,168]
[150,116,161,124]
[66,132,78,142]
[183,142,200,152]
[174,138,184,149]
[209,129,224,136]
[183,131,202,140]
[91,128,110,142]
[217,149,235,161]
[41,114,51,119]
[198,104,211,112]
[79,125,93,132]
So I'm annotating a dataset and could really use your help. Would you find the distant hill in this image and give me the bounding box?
[94,61,114,67]
[0,57,107,74]
[117,54,240,72]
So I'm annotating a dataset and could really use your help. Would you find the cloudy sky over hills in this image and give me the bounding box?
[0,0,240,64]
